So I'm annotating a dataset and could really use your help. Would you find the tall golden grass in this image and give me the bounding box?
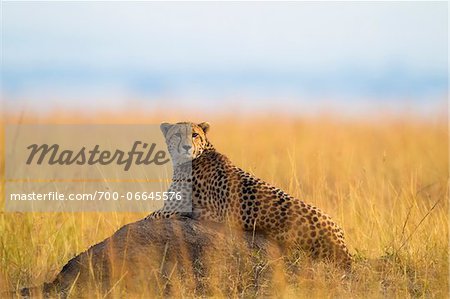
[0,112,448,297]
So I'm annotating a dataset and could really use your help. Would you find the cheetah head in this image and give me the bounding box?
[160,122,211,166]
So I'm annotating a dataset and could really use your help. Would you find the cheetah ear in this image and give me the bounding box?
[160,122,173,137]
[198,122,210,134]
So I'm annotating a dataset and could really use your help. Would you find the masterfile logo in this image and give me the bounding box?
[4,125,192,212]
[26,141,170,171]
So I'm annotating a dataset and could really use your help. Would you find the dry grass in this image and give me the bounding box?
[0,111,448,298]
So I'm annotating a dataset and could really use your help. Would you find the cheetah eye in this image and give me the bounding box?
[192,133,199,138]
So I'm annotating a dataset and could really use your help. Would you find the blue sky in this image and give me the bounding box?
[2,2,448,114]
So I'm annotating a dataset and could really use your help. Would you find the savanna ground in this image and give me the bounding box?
[0,111,448,298]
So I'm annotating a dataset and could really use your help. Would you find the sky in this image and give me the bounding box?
[1,2,448,114]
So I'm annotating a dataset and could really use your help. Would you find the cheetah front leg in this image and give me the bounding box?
[145,208,192,220]
[145,197,224,223]
[145,186,195,220]
[145,201,194,220]
[146,204,224,222]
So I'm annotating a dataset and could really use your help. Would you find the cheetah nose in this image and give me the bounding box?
[182,145,192,151]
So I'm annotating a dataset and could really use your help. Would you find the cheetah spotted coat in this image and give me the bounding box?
[146,122,352,267]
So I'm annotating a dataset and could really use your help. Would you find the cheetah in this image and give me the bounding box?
[146,122,352,267]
